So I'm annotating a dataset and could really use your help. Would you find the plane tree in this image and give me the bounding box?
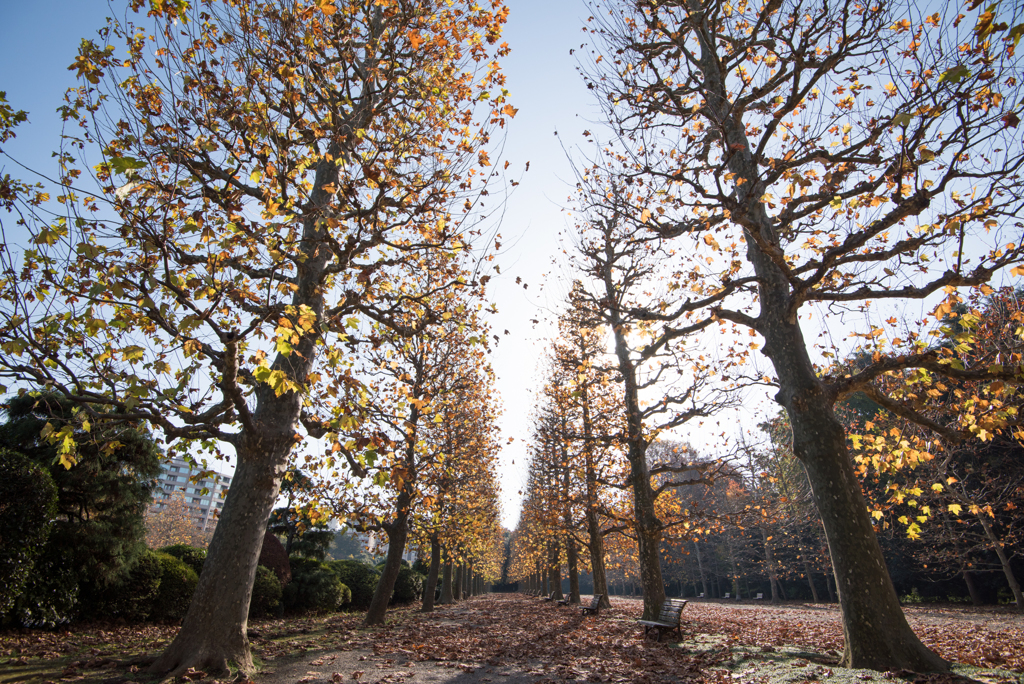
[567,174,744,619]
[0,0,511,675]
[413,373,503,611]
[312,267,498,625]
[584,0,1024,670]
[548,286,629,608]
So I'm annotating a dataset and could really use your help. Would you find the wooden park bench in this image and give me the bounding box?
[556,592,576,606]
[541,591,557,601]
[723,592,731,599]
[754,592,764,600]
[581,594,603,616]
[638,598,688,642]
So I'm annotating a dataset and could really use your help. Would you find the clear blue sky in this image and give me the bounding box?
[0,0,600,528]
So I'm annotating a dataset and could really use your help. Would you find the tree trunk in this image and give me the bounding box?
[976,513,1024,609]
[566,535,580,604]
[422,532,441,612]
[439,558,454,604]
[761,530,780,604]
[726,534,741,599]
[789,399,947,670]
[804,560,821,603]
[587,519,612,608]
[150,438,289,677]
[962,567,982,606]
[364,508,409,626]
[695,541,711,598]
[453,563,463,600]
[550,543,563,600]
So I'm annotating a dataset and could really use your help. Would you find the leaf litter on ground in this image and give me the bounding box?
[1,594,1021,684]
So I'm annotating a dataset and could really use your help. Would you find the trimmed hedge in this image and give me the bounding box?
[392,565,426,604]
[150,552,198,622]
[159,544,206,578]
[284,557,350,614]
[0,449,57,614]
[83,549,163,622]
[328,559,379,608]
[4,544,80,628]
[250,564,283,618]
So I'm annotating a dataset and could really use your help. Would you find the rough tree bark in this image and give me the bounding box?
[439,556,454,605]
[150,435,289,676]
[566,536,581,604]
[364,506,410,626]
[550,543,563,600]
[422,532,442,612]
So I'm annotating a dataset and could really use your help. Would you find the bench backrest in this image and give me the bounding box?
[587,594,603,608]
[656,598,687,624]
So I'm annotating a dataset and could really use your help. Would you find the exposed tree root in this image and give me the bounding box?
[149,640,248,680]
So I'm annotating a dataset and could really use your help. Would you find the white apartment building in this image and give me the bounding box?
[151,457,232,531]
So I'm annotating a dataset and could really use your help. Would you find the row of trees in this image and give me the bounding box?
[510,285,1023,655]
[0,0,511,677]
[510,0,1024,674]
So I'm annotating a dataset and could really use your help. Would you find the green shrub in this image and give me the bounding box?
[0,394,162,588]
[391,565,425,605]
[338,580,353,607]
[283,557,349,614]
[150,552,198,622]
[159,544,206,578]
[289,556,324,578]
[328,559,379,608]
[250,565,283,618]
[4,545,80,628]
[0,449,57,614]
[82,549,163,622]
